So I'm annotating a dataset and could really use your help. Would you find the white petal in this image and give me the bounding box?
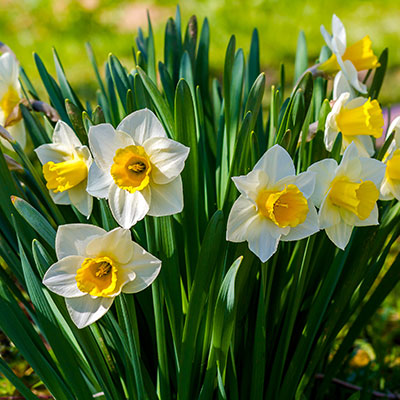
[43,255,85,298]
[353,203,379,227]
[359,157,386,188]
[344,96,367,110]
[281,200,320,241]
[307,158,338,207]
[117,109,167,145]
[35,143,72,165]
[88,124,133,170]
[345,135,375,157]
[331,14,346,54]
[325,221,353,250]
[52,121,81,148]
[49,188,70,205]
[0,53,19,90]
[319,196,341,229]
[143,136,190,184]
[246,217,281,263]
[65,296,114,329]
[87,162,113,199]
[333,71,355,100]
[324,124,339,152]
[380,177,395,201]
[148,176,183,217]
[122,242,161,293]
[68,181,93,218]
[276,171,316,199]
[226,195,259,242]
[56,224,106,259]
[8,120,26,149]
[320,24,333,51]
[253,144,295,185]
[108,185,150,229]
[336,142,361,181]
[85,227,135,264]
[341,60,367,94]
[232,169,268,202]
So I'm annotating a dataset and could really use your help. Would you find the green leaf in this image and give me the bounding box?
[368,48,388,100]
[294,31,308,83]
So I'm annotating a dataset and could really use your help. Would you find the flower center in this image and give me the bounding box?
[43,158,88,193]
[76,256,120,297]
[329,178,379,220]
[0,86,20,122]
[386,149,400,182]
[256,184,309,228]
[335,98,383,139]
[110,145,152,193]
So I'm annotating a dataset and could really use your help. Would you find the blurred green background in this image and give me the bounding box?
[2,0,400,105]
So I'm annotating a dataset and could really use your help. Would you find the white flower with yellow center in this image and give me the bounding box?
[325,92,384,157]
[319,15,379,98]
[380,116,400,201]
[0,52,26,149]
[226,145,319,263]
[35,121,93,217]
[308,143,385,249]
[87,109,190,229]
[43,224,161,328]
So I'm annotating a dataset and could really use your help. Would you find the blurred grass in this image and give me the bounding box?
[2,0,400,105]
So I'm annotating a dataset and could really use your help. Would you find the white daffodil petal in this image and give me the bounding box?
[8,120,26,149]
[348,135,375,157]
[35,143,72,165]
[56,224,106,259]
[122,242,161,293]
[325,221,353,250]
[143,136,190,184]
[52,121,82,148]
[68,181,93,218]
[307,158,338,207]
[231,169,268,202]
[108,185,150,229]
[87,162,114,199]
[341,60,367,94]
[66,296,114,329]
[380,178,395,201]
[277,171,316,199]
[331,14,346,54]
[281,200,320,241]
[49,189,70,205]
[89,124,133,170]
[0,53,18,87]
[354,203,379,227]
[148,176,183,217]
[336,142,361,180]
[246,217,281,263]
[226,195,259,242]
[320,24,333,51]
[319,197,341,229]
[85,227,135,265]
[359,157,386,188]
[43,255,85,298]
[117,108,167,145]
[333,71,355,100]
[253,144,295,184]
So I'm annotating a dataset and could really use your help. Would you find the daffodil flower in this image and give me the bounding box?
[380,116,400,201]
[35,121,93,217]
[0,52,26,149]
[87,109,190,229]
[325,92,384,157]
[43,224,161,328]
[308,143,385,249]
[226,145,319,262]
[319,15,379,97]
